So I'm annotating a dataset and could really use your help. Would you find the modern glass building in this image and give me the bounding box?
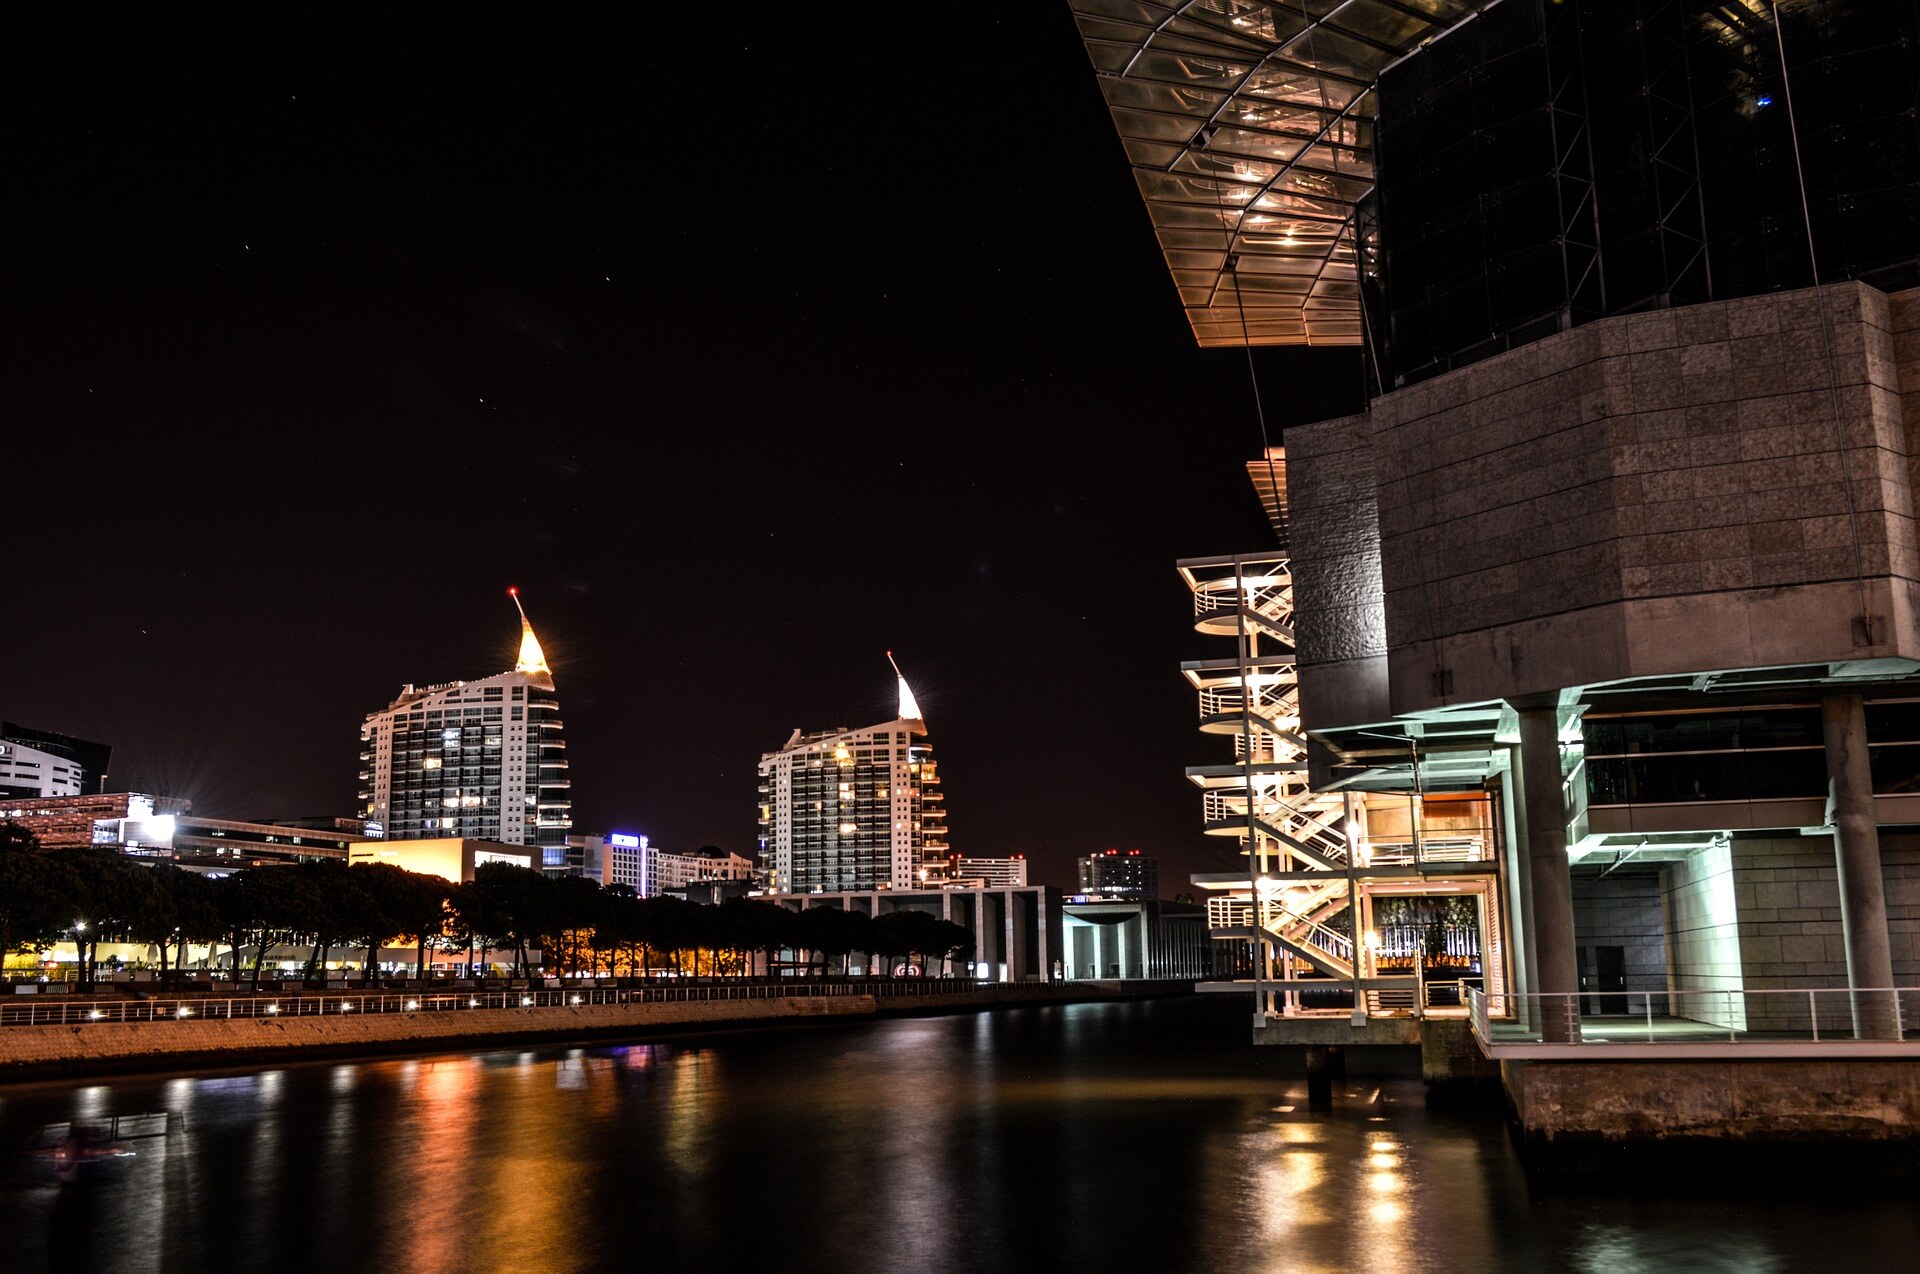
[358,593,571,850]
[1073,0,1920,1059]
[756,667,948,893]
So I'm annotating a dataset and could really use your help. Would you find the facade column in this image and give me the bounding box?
[1822,693,1899,1039]
[1515,705,1579,1042]
[1006,891,1030,983]
[1497,758,1538,1030]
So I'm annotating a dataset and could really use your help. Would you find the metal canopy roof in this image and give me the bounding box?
[1069,0,1493,348]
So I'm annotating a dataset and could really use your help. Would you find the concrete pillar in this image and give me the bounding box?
[1096,923,1116,980]
[1822,693,1900,1039]
[1305,1045,1339,1109]
[1006,891,1030,982]
[1036,894,1054,984]
[1516,706,1579,1042]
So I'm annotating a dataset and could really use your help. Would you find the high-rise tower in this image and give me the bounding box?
[756,658,948,893]
[358,590,571,850]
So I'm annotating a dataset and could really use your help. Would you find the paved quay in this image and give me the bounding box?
[0,980,1185,1081]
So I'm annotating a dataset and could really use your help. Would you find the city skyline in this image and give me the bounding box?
[1,7,1362,893]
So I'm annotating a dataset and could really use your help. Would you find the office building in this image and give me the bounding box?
[1074,0,1920,1048]
[0,724,110,799]
[757,662,948,893]
[1077,850,1159,899]
[358,591,571,850]
[602,833,655,892]
[948,855,1028,888]
[558,832,663,892]
[0,739,87,800]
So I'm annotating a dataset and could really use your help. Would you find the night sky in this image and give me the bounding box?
[4,9,1362,890]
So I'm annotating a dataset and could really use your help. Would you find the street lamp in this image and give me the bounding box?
[71,920,89,987]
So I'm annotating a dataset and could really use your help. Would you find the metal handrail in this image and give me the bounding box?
[0,978,995,1028]
[1469,985,1920,1050]
[1262,903,1353,963]
[1202,792,1349,863]
[1191,579,1291,620]
[1367,836,1492,865]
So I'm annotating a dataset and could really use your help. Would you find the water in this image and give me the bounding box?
[0,996,1913,1273]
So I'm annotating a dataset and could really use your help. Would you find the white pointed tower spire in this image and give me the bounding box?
[509,587,554,689]
[888,650,923,722]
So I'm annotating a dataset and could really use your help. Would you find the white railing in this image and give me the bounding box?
[1191,579,1291,621]
[1202,794,1348,864]
[0,979,990,1028]
[1469,986,1920,1058]
[1265,910,1353,966]
[1198,685,1292,722]
[1366,836,1493,866]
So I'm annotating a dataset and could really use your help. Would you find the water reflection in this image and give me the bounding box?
[1,998,1916,1273]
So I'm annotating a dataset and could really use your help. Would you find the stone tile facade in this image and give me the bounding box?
[1288,281,1920,714]
[1570,871,1667,999]
[1284,415,1390,730]
[1726,835,1920,1033]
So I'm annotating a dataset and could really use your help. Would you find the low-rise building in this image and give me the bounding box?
[1,792,192,850]
[1062,898,1210,981]
[947,855,1028,888]
[656,846,753,892]
[761,885,1061,982]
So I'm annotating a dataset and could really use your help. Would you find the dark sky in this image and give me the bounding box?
[3,8,1362,891]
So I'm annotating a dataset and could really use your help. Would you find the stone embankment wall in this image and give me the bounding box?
[1503,1057,1920,1168]
[0,982,1175,1081]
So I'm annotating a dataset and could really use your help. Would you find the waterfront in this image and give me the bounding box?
[1,997,1914,1273]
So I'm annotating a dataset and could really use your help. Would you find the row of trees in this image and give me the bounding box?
[0,824,973,990]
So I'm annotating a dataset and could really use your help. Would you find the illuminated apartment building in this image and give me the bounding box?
[1077,850,1159,899]
[757,661,948,893]
[358,591,570,850]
